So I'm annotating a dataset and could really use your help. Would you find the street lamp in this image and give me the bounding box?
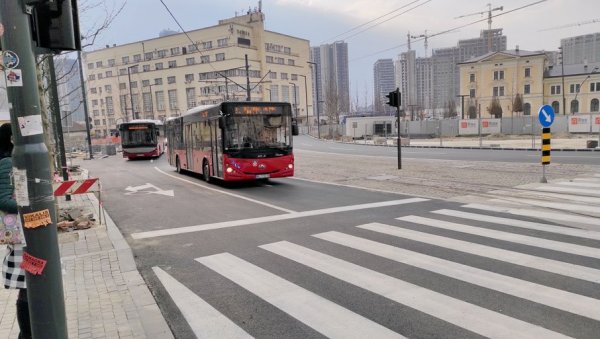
[126,64,139,121]
[289,82,298,122]
[298,74,309,127]
[558,47,566,115]
[307,61,321,139]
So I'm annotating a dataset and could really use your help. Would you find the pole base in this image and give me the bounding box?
[540,176,548,183]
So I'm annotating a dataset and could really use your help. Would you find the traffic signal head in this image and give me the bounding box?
[386,90,399,108]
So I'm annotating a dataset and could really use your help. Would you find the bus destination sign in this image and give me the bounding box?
[234,106,283,115]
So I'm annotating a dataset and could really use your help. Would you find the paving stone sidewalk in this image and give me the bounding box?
[0,193,173,339]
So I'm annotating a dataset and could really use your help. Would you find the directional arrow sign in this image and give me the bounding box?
[538,105,555,127]
[125,183,174,197]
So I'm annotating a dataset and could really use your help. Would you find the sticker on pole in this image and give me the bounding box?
[21,252,47,276]
[538,105,555,127]
[2,51,19,69]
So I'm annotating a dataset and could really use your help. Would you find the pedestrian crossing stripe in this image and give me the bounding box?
[557,181,600,188]
[196,253,405,339]
[358,222,600,283]
[488,197,598,213]
[313,230,600,321]
[259,241,570,339]
[397,215,600,259]
[432,209,600,240]
[464,203,600,226]
[532,185,600,197]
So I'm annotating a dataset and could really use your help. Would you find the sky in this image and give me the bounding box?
[80,0,600,105]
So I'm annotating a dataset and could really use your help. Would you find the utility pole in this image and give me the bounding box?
[245,54,251,101]
[78,50,94,159]
[457,94,468,119]
[307,61,321,138]
[0,1,69,338]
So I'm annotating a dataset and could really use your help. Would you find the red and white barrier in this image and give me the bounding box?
[53,178,99,196]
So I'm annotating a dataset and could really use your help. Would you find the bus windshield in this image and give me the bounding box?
[122,125,156,147]
[224,114,292,150]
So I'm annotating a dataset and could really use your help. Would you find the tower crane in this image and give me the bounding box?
[411,30,430,57]
[455,3,503,52]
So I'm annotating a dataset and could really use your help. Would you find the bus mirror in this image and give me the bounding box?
[218,117,225,129]
[292,122,299,136]
[156,130,160,136]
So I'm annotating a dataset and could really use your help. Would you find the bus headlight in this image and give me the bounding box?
[226,167,234,173]
[288,164,294,169]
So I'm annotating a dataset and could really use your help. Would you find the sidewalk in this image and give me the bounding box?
[0,192,173,338]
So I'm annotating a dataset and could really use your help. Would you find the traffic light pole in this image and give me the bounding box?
[0,1,68,338]
[395,88,402,170]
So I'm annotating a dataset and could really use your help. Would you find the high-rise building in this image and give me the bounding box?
[373,59,395,114]
[395,50,416,113]
[432,47,460,111]
[55,57,85,126]
[561,32,600,65]
[83,8,312,138]
[458,29,507,62]
[311,41,350,121]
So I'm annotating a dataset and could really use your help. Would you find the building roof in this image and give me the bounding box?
[545,62,600,77]
[459,49,546,64]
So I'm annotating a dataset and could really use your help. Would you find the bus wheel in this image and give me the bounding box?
[202,161,210,182]
[176,157,182,173]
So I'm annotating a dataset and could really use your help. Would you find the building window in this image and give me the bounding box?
[95,61,102,68]
[280,73,288,80]
[155,78,163,85]
[133,54,141,62]
[155,63,163,70]
[108,59,115,67]
[106,97,114,115]
[524,84,530,95]
[185,74,194,83]
[270,85,279,101]
[157,49,167,58]
[291,74,298,81]
[524,67,531,78]
[90,88,97,94]
[552,101,560,114]
[168,60,177,68]
[217,38,228,47]
[119,83,126,90]
[570,99,579,113]
[130,81,137,89]
[200,55,209,63]
[188,44,198,52]
[186,88,196,109]
[143,65,150,72]
[155,91,165,111]
[266,56,273,63]
[97,73,103,79]
[167,76,176,84]
[202,41,212,49]
[186,57,195,65]
[493,70,504,80]
[591,82,600,92]
[281,85,290,102]
[170,47,180,55]
[591,98,599,112]
[122,56,130,64]
[105,85,112,93]
[87,63,94,69]
[168,90,178,110]
[469,89,476,98]
[106,70,113,77]
[570,84,580,93]
[276,57,284,64]
[469,74,475,83]
[132,94,140,113]
[143,92,153,112]
[92,99,98,106]
[288,59,295,66]
[88,74,96,81]
[270,72,277,79]
[142,80,150,87]
[144,52,153,61]
[119,95,127,112]
[523,103,531,115]
[215,53,225,61]
[551,85,561,95]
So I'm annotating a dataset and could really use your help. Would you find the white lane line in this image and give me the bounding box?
[506,191,600,204]
[315,231,600,321]
[433,209,600,240]
[530,185,600,197]
[487,197,599,214]
[152,267,253,339]
[196,253,404,339]
[556,181,600,188]
[131,198,427,239]
[154,167,295,213]
[261,241,570,339]
[358,223,600,283]
[398,216,600,260]
[463,203,600,227]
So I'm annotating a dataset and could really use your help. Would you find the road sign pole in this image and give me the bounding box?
[537,105,555,183]
[0,1,68,338]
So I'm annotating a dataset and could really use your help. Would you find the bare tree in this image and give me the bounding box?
[512,93,523,114]
[468,104,477,119]
[444,99,457,118]
[487,97,503,118]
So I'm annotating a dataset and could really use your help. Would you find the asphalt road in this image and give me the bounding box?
[293,135,600,165]
[79,152,600,339]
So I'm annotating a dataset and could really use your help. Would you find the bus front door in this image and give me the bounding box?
[211,119,222,178]
[185,123,194,171]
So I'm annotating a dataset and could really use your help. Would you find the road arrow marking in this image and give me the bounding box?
[125,183,174,197]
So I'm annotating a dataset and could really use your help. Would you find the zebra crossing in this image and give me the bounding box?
[153,192,600,338]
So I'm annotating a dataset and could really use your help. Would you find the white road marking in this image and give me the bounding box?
[433,209,600,240]
[152,267,253,339]
[315,231,600,321]
[556,181,600,188]
[398,215,600,259]
[358,223,600,283]
[487,197,599,213]
[125,183,174,197]
[463,203,600,226]
[261,241,570,339]
[131,197,427,239]
[196,253,404,339]
[505,190,600,204]
[530,185,600,197]
[154,167,295,213]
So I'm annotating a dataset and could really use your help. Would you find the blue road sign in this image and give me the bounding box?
[538,105,555,127]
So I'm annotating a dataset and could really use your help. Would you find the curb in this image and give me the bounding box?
[87,193,174,338]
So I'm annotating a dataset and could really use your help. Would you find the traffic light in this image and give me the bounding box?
[31,0,81,51]
[386,88,401,108]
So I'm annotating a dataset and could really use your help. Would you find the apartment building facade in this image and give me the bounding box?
[83,9,312,137]
[311,41,350,122]
[373,59,396,114]
[561,32,600,65]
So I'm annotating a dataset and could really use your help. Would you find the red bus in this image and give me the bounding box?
[119,120,166,159]
[165,102,295,181]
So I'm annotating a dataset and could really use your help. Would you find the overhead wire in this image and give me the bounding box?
[350,0,548,62]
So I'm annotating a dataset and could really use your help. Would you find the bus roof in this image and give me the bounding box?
[184,104,221,117]
[121,119,164,125]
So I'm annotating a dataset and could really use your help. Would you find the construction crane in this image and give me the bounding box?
[455,3,503,52]
[538,18,600,32]
[411,30,430,57]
